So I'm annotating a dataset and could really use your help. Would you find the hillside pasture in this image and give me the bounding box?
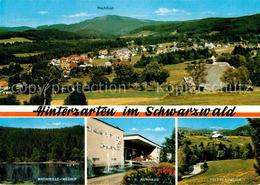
[179,159,260,185]
[13,52,41,57]
[185,135,252,147]
[164,62,188,85]
[0,37,32,44]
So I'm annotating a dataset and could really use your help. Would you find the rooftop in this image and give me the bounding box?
[124,134,161,148]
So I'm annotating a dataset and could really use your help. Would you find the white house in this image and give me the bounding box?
[212,131,223,139]
[205,42,215,49]
[104,61,112,67]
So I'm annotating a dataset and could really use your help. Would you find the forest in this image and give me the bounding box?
[0,125,84,163]
[178,119,260,176]
[178,132,254,175]
[179,125,252,136]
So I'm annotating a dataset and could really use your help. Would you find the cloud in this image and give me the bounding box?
[144,127,166,132]
[38,11,48,15]
[153,127,167,131]
[155,8,191,16]
[50,122,62,126]
[202,11,216,16]
[64,12,93,18]
[209,126,225,130]
[130,127,138,131]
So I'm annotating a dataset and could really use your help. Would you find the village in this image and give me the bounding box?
[0,31,259,105]
[47,41,239,79]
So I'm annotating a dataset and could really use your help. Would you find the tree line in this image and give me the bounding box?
[0,125,84,163]
[178,133,254,175]
[135,48,212,67]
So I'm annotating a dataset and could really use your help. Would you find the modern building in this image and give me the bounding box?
[87,118,161,168]
[124,134,161,163]
[87,118,124,167]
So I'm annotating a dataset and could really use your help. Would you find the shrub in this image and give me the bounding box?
[202,161,208,169]
[122,163,175,185]
[0,94,20,105]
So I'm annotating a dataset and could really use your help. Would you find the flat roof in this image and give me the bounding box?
[93,118,124,132]
[124,134,161,148]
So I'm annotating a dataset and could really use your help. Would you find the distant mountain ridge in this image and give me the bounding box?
[0,26,33,33]
[179,125,251,136]
[0,14,260,38]
[38,15,164,36]
[130,13,260,37]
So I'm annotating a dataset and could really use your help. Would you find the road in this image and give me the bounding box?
[182,162,204,178]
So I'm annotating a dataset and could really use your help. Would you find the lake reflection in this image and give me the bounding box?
[0,163,84,184]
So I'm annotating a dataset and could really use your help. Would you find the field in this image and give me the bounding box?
[185,135,252,147]
[144,90,260,105]
[7,89,166,105]
[121,30,155,38]
[179,159,260,185]
[214,45,234,55]
[164,63,188,84]
[0,37,32,44]
[14,52,41,57]
[1,54,260,105]
[1,88,260,105]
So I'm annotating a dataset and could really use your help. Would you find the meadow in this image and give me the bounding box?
[179,159,260,185]
[185,135,252,147]
[0,37,32,44]
[1,88,260,105]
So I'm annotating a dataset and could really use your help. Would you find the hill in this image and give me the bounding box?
[185,135,252,147]
[179,159,260,185]
[179,124,251,136]
[2,14,260,39]
[0,29,85,40]
[131,13,260,39]
[0,26,33,33]
[37,15,163,36]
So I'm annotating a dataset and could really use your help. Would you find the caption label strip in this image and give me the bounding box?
[0,106,259,117]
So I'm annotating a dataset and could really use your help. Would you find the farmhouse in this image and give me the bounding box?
[201,62,234,91]
[0,81,8,89]
[104,61,112,67]
[205,42,215,49]
[180,77,196,93]
[87,118,161,167]
[113,48,132,60]
[99,49,109,56]
[211,131,224,139]
[0,81,9,94]
[49,54,93,77]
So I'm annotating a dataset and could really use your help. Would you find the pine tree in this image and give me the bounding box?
[64,83,87,105]
[248,118,260,175]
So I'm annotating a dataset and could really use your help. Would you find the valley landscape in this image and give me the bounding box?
[0,10,260,105]
[178,118,260,185]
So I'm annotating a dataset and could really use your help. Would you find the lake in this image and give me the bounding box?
[0,163,84,184]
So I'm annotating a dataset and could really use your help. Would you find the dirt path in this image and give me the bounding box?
[182,162,204,178]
